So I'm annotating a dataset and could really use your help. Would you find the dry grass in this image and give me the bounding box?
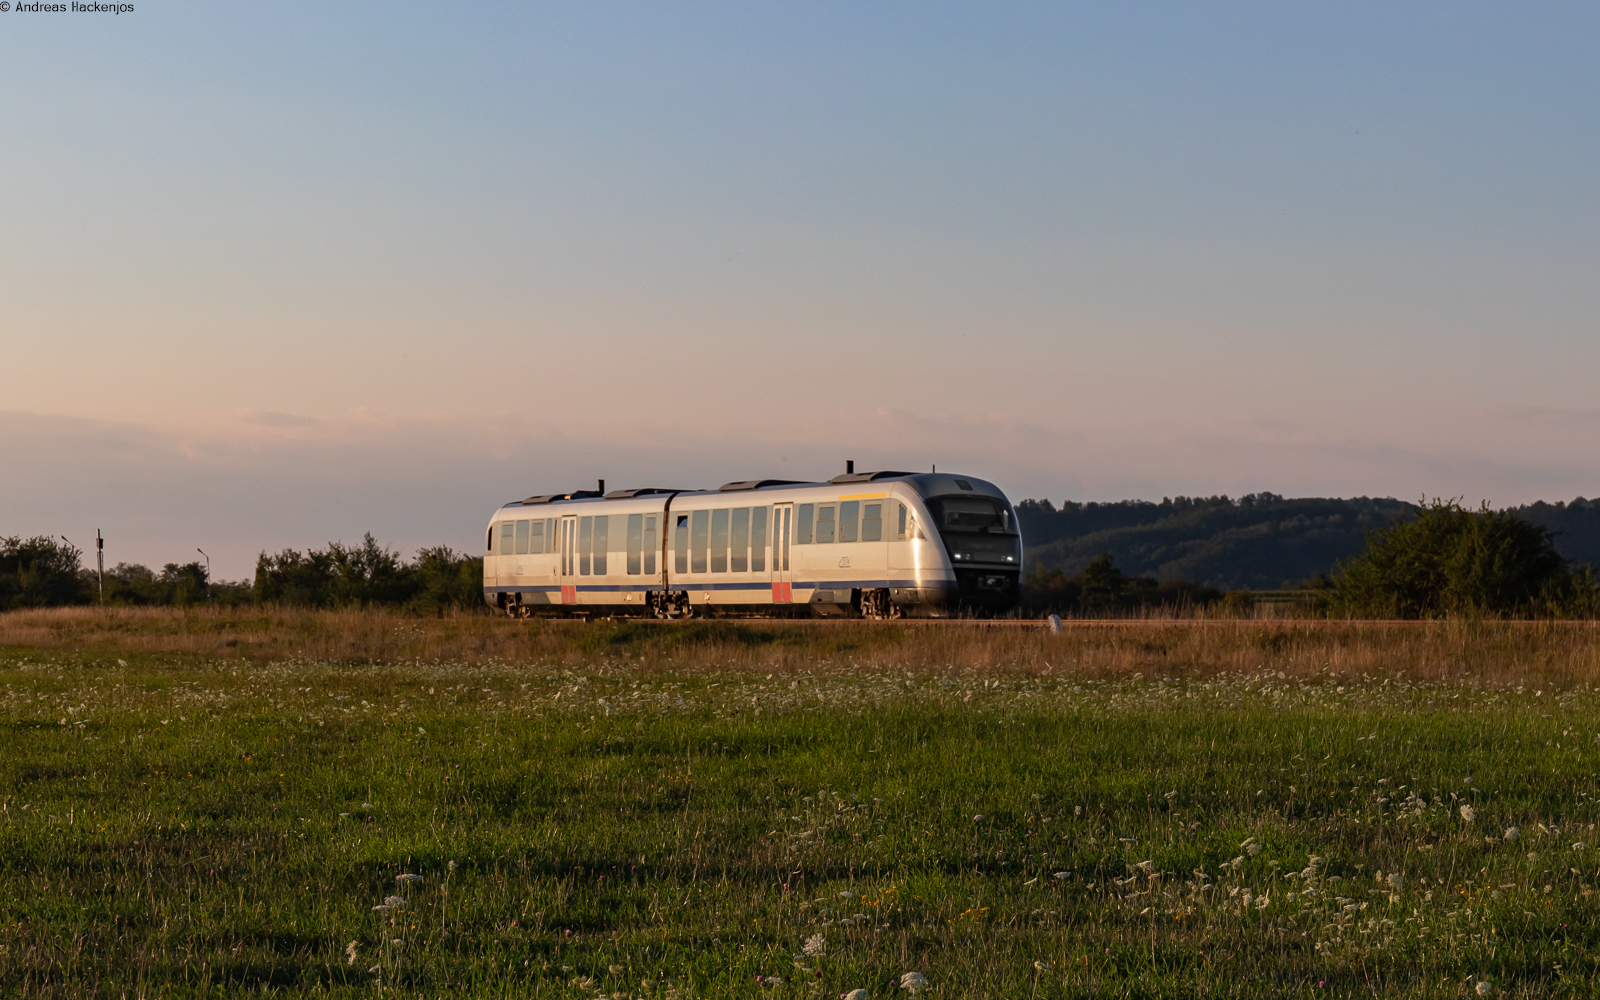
[3,606,1600,689]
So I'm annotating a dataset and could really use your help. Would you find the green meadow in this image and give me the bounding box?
[0,610,1597,998]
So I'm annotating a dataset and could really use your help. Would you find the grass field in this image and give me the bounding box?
[1,609,1597,998]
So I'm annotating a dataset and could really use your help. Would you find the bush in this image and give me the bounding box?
[0,536,87,609]
[253,535,484,613]
[101,561,252,607]
[1329,499,1584,618]
[1023,553,1220,616]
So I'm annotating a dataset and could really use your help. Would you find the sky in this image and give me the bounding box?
[3,2,1599,578]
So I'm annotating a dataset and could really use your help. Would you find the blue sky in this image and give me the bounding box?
[3,2,1598,576]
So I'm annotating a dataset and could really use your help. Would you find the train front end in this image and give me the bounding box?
[899,474,1023,615]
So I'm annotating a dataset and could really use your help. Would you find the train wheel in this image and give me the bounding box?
[648,591,692,619]
[861,588,901,620]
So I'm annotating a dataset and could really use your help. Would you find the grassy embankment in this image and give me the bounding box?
[0,607,1597,998]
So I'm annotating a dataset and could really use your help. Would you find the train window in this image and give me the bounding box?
[548,519,557,553]
[644,515,657,575]
[514,520,529,555]
[750,507,767,572]
[499,521,515,556]
[781,507,791,570]
[691,510,709,573]
[592,515,608,575]
[626,514,643,575]
[578,517,593,576]
[815,505,836,544]
[530,520,544,554]
[896,503,907,538]
[731,508,749,572]
[486,526,494,552]
[674,515,688,574]
[710,509,729,573]
[862,503,882,542]
[796,504,813,545]
[838,501,859,543]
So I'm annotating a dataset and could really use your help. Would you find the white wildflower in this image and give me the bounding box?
[1254,893,1270,909]
[397,873,424,883]
[1033,961,1053,972]
[1246,842,1262,857]
[1386,873,1404,890]
[973,815,984,822]
[764,976,785,987]
[803,934,826,957]
[1504,827,1519,842]
[448,860,458,871]
[345,941,358,965]
[1476,981,1496,996]
[1242,891,1254,907]
[1134,860,1155,872]
[1052,871,1070,879]
[361,802,375,810]
[843,990,870,1000]
[1460,805,1476,823]
[899,972,928,993]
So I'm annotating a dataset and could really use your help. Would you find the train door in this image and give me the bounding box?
[560,515,578,604]
[771,503,792,603]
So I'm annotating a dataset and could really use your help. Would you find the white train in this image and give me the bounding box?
[481,468,1021,618]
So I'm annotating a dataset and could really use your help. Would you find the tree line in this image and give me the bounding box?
[1022,498,1600,618]
[7,497,1598,618]
[0,534,483,613]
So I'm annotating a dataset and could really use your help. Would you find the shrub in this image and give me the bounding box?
[1023,553,1220,616]
[252,535,484,613]
[1329,499,1581,618]
[0,536,87,609]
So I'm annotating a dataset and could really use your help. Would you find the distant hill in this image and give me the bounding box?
[1018,493,1600,591]
[1512,498,1600,569]
[1018,495,1416,591]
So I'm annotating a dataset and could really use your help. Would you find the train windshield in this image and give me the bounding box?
[924,496,1015,535]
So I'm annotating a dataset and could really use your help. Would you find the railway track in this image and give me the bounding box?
[553,615,1600,628]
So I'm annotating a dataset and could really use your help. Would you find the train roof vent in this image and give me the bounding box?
[603,487,690,499]
[521,493,571,505]
[566,490,603,500]
[828,470,915,484]
[719,479,807,492]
